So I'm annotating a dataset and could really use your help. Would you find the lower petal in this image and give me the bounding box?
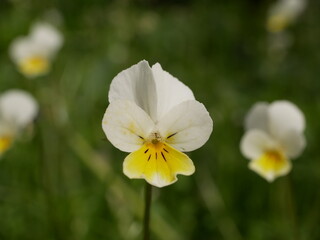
[249,150,291,182]
[18,56,50,78]
[0,135,13,156]
[123,142,195,188]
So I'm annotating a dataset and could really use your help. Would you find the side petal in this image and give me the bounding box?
[157,100,213,152]
[240,130,277,160]
[123,143,195,188]
[244,102,269,132]
[268,100,305,139]
[151,63,195,120]
[102,100,155,152]
[279,129,306,159]
[9,37,35,63]
[0,90,38,128]
[108,60,158,122]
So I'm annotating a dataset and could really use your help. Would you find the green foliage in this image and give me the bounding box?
[0,0,320,239]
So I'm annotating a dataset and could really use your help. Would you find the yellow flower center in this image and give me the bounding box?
[123,131,195,187]
[0,136,13,154]
[18,56,50,77]
[249,148,291,182]
[256,150,287,171]
[267,14,290,33]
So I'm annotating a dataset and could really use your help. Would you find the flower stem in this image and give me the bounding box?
[143,182,153,240]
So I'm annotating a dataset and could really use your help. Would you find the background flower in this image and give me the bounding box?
[0,89,38,157]
[267,0,307,33]
[240,101,306,182]
[9,21,63,78]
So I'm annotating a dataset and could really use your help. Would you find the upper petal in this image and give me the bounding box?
[240,129,277,160]
[268,100,305,139]
[244,102,269,132]
[157,100,213,152]
[0,90,38,128]
[108,60,158,122]
[102,100,155,152]
[30,22,63,53]
[151,63,195,120]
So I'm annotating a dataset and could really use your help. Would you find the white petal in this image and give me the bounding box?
[268,100,305,139]
[278,129,306,158]
[30,22,63,54]
[102,100,155,152]
[151,63,195,120]
[0,90,38,128]
[9,37,35,63]
[240,130,277,160]
[244,102,269,132]
[108,60,158,122]
[157,100,213,152]
[9,36,54,63]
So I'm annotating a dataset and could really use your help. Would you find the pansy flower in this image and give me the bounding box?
[102,60,213,187]
[9,22,63,78]
[240,100,306,182]
[267,0,306,33]
[0,90,38,157]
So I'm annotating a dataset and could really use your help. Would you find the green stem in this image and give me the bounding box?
[143,183,153,240]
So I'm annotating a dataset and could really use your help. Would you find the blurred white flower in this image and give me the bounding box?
[102,60,213,187]
[267,0,307,33]
[9,22,63,78]
[240,101,306,182]
[0,90,38,157]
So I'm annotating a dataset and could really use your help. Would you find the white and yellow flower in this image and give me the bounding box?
[102,60,213,188]
[267,0,306,33]
[0,90,38,157]
[9,22,63,78]
[240,101,306,182]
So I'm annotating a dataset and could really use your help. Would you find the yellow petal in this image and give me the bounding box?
[249,150,291,182]
[123,142,195,187]
[18,56,50,77]
[0,135,13,155]
[267,14,290,33]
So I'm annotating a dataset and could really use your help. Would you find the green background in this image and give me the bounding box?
[0,0,319,239]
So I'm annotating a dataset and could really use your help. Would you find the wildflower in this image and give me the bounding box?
[0,90,38,157]
[9,22,63,78]
[267,0,306,33]
[102,60,213,187]
[240,101,306,182]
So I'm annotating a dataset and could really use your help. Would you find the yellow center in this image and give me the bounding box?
[256,150,287,171]
[249,149,291,182]
[123,132,195,187]
[0,136,13,154]
[267,14,290,33]
[18,56,50,77]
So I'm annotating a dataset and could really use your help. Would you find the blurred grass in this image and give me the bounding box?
[1,0,320,239]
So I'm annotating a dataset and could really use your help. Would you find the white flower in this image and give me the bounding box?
[267,0,306,33]
[9,21,63,78]
[240,101,306,182]
[102,60,213,188]
[0,90,38,157]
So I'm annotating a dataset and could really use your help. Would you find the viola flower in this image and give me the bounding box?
[0,90,38,157]
[240,101,306,182]
[9,21,63,78]
[102,60,213,188]
[267,0,306,33]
